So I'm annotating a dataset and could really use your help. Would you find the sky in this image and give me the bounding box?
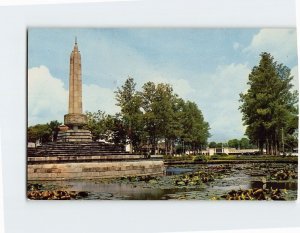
[27,28,298,142]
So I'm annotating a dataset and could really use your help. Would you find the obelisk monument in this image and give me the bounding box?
[57,38,92,142]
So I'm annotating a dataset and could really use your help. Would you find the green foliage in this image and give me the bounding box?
[216,142,228,148]
[113,78,211,155]
[192,155,203,162]
[85,111,127,144]
[209,137,256,149]
[239,52,298,155]
[27,120,62,143]
[193,154,211,162]
[115,77,145,152]
[180,101,210,153]
[228,139,240,149]
[239,137,250,149]
[208,141,217,148]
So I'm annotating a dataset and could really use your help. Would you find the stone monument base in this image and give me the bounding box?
[64,113,87,127]
[27,160,165,180]
[57,129,92,142]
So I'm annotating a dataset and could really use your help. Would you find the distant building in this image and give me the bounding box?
[200,147,264,155]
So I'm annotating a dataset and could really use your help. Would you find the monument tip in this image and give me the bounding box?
[75,36,77,45]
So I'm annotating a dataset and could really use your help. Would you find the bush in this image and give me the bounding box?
[193,155,203,162]
[193,154,211,162]
[210,155,220,160]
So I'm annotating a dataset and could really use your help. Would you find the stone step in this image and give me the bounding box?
[35,150,128,155]
[28,154,147,163]
[37,144,124,148]
[35,150,126,154]
[28,142,133,158]
[36,146,124,150]
[31,152,131,157]
[35,146,125,149]
[28,154,131,157]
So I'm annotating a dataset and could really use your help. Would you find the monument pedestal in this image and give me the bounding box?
[57,129,92,142]
[64,113,87,127]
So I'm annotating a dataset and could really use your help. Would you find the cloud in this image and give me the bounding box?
[192,63,251,142]
[83,84,119,114]
[244,29,297,64]
[81,35,196,99]
[204,61,298,142]
[145,76,195,98]
[28,66,118,126]
[28,66,67,125]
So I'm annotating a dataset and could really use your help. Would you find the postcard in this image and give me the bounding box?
[27,28,298,200]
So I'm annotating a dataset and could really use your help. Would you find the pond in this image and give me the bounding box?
[28,162,298,200]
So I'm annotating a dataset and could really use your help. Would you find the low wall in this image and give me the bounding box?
[28,160,165,181]
[28,154,145,163]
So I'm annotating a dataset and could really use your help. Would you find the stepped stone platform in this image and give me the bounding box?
[27,141,165,180]
[57,129,92,142]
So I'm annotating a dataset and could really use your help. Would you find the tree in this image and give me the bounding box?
[216,142,228,148]
[115,77,144,152]
[209,141,217,148]
[28,124,52,144]
[239,52,298,155]
[85,110,128,145]
[139,82,176,154]
[228,139,240,149]
[180,101,210,154]
[114,78,211,155]
[48,120,61,141]
[85,110,115,142]
[239,137,251,149]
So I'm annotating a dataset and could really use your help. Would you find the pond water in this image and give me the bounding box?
[30,162,298,200]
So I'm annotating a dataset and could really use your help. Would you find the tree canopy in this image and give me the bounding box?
[27,120,61,143]
[239,52,298,155]
[112,78,211,154]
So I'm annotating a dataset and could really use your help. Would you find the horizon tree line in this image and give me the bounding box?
[208,137,256,149]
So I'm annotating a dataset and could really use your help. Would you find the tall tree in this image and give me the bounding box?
[239,52,298,155]
[115,77,143,152]
[114,78,211,155]
[180,101,210,154]
[139,82,175,154]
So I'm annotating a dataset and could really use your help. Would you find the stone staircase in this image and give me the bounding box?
[27,142,147,164]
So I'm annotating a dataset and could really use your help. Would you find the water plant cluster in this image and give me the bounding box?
[271,169,298,180]
[174,171,214,186]
[220,188,287,200]
[27,184,89,200]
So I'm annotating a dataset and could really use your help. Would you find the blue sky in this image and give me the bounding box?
[28,28,298,142]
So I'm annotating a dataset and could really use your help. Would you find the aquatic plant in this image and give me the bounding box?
[221,188,287,200]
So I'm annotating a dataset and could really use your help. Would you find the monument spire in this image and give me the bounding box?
[57,40,92,141]
[63,38,89,133]
[68,38,82,114]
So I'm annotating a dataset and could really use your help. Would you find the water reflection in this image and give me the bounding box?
[166,166,193,175]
